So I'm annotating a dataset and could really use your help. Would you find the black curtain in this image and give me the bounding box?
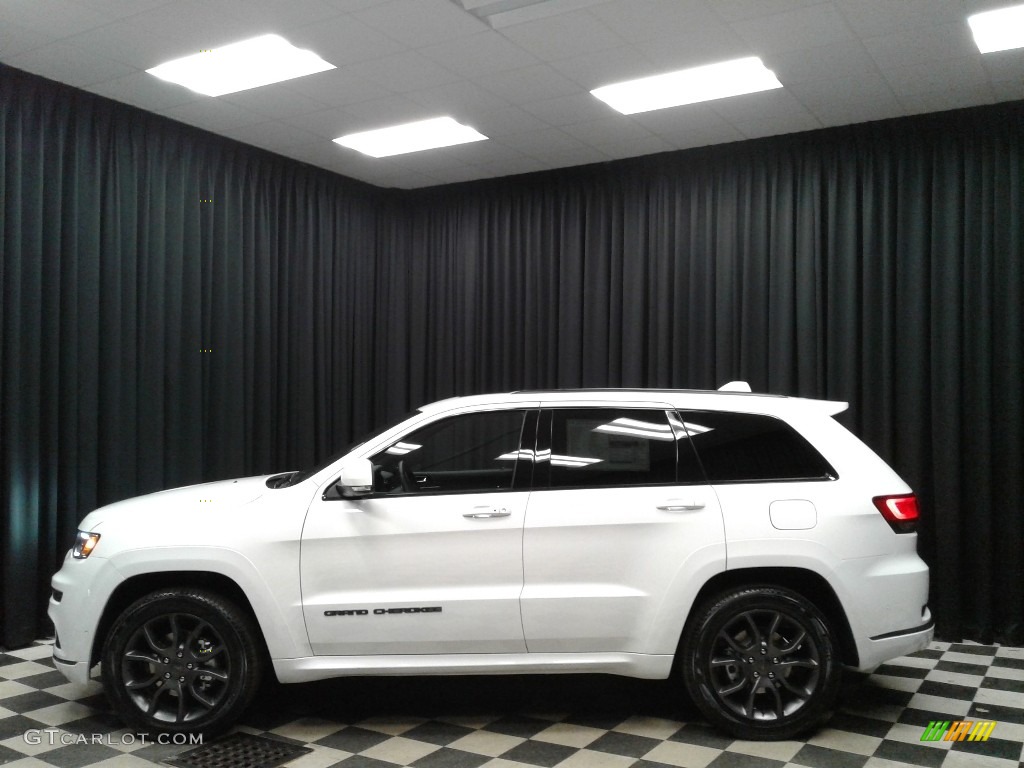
[1,64,385,646]
[3,61,1022,647]
[382,106,1024,645]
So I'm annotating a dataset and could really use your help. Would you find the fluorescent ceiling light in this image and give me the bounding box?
[146,34,335,96]
[968,4,1024,53]
[591,57,783,115]
[334,117,488,158]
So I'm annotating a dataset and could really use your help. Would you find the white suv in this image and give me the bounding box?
[49,386,932,740]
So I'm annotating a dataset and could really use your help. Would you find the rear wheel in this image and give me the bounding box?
[680,586,841,740]
[102,588,264,734]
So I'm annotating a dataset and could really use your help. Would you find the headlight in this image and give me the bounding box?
[72,531,101,559]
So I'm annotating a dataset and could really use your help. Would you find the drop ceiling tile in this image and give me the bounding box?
[67,21,186,70]
[979,49,1024,81]
[2,0,115,37]
[353,0,488,46]
[86,71,201,112]
[322,0,397,13]
[77,0,179,14]
[898,86,995,116]
[340,51,461,93]
[234,0,346,30]
[882,56,991,96]
[284,69,395,108]
[0,21,58,59]
[473,63,583,103]
[496,126,583,156]
[281,106,360,139]
[788,71,897,113]
[765,40,880,85]
[498,8,626,61]
[631,29,751,71]
[729,2,857,56]
[710,0,832,23]
[5,41,136,88]
[836,0,967,38]
[789,77,906,127]
[289,16,406,68]
[426,164,491,185]
[709,88,818,122]
[406,81,510,118]
[390,150,477,174]
[340,94,434,125]
[561,116,660,149]
[594,134,675,159]
[587,0,719,44]
[470,106,562,138]
[550,45,656,89]
[417,31,538,78]
[630,104,745,147]
[448,140,531,165]
[523,145,611,167]
[158,98,267,133]
[220,86,331,120]
[729,109,823,140]
[476,155,553,179]
[521,92,614,126]
[862,22,978,69]
[991,78,1024,102]
[220,120,322,150]
[124,2,269,52]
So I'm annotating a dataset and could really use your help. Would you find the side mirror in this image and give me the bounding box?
[337,458,374,497]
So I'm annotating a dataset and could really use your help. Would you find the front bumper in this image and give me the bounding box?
[48,552,124,686]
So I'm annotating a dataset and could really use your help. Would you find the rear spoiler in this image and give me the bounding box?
[718,381,847,416]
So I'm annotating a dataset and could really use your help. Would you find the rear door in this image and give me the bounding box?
[520,405,726,653]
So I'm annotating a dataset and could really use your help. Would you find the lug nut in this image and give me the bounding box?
[179,676,185,682]
[163,658,169,664]
[187,663,193,669]
[773,658,779,664]
[164,672,171,679]
[177,652,183,658]
[768,672,775,679]
[761,648,767,655]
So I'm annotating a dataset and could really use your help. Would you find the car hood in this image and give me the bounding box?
[78,475,270,531]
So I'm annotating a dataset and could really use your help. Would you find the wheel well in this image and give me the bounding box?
[680,568,859,668]
[91,571,268,667]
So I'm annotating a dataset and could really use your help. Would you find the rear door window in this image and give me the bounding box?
[544,408,685,488]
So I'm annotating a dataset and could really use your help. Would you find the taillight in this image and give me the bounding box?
[873,494,919,533]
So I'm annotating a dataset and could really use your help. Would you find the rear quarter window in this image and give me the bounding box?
[680,410,836,483]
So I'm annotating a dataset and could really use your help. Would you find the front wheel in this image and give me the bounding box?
[102,588,264,734]
[680,586,841,740]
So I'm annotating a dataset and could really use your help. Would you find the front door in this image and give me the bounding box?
[301,407,534,656]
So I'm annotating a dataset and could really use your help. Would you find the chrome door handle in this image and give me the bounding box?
[657,500,705,511]
[464,507,512,519]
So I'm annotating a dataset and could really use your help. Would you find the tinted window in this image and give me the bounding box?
[547,409,678,488]
[369,410,526,495]
[681,410,835,483]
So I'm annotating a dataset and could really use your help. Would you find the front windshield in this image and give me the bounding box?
[276,408,422,488]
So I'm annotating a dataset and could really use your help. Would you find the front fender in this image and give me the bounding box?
[106,545,310,660]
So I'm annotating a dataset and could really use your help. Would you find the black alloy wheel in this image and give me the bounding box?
[103,588,264,734]
[681,586,841,740]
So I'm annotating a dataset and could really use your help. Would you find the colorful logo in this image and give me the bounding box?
[921,720,996,742]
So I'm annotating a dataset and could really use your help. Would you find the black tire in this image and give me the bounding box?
[680,585,841,740]
[102,588,264,735]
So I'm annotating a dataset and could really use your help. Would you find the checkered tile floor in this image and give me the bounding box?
[2,641,1022,768]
